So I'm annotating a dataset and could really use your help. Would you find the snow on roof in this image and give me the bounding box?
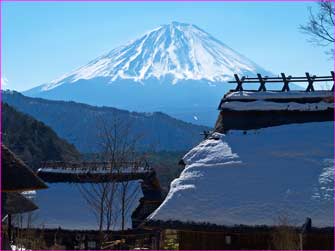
[221,101,333,111]
[224,90,333,101]
[148,121,334,227]
[37,166,149,174]
[220,91,334,112]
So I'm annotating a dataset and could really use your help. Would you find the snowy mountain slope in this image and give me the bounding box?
[39,22,270,89]
[148,121,334,227]
[25,22,273,126]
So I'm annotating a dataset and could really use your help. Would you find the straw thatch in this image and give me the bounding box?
[2,145,48,192]
[2,192,38,215]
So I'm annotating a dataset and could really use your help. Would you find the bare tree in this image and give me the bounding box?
[300,1,334,55]
[99,115,144,231]
[117,165,142,231]
[78,113,145,235]
[78,180,112,232]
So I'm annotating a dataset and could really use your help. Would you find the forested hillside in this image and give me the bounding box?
[2,103,81,170]
[3,91,208,152]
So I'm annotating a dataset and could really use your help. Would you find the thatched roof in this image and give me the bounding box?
[2,192,38,215]
[215,91,334,132]
[148,122,333,228]
[2,145,48,192]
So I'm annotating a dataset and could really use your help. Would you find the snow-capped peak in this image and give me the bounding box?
[43,22,270,91]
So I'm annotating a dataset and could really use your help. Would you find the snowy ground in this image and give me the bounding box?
[148,121,334,227]
[16,181,143,230]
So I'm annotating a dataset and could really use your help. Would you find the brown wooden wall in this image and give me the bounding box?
[176,229,334,250]
[179,230,271,250]
[214,109,333,133]
[303,232,334,250]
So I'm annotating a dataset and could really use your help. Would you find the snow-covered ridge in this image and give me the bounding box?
[224,90,334,100]
[37,166,149,174]
[42,22,270,91]
[220,90,334,111]
[221,101,333,111]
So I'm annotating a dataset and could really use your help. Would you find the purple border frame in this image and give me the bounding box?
[0,0,329,2]
[0,0,334,250]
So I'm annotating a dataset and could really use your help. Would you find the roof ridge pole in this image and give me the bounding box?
[305,72,315,92]
[234,74,245,91]
[257,73,267,91]
[331,71,334,91]
[281,73,291,92]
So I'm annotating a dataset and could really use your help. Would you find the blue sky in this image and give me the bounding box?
[1,1,333,91]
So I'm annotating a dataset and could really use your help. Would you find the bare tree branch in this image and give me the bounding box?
[300,1,334,55]
[77,112,145,237]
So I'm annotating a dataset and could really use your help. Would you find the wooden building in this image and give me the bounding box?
[131,171,164,229]
[1,145,48,249]
[144,73,334,250]
[216,72,334,132]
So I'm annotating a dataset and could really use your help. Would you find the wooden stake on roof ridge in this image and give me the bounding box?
[257,74,267,91]
[305,72,315,92]
[228,72,333,91]
[331,71,334,91]
[234,74,245,91]
[281,73,291,92]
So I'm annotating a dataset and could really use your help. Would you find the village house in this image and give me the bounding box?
[144,73,334,250]
[1,145,48,250]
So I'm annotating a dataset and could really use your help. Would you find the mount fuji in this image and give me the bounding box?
[25,22,272,126]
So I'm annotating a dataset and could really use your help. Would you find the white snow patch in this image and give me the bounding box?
[11,245,29,251]
[1,76,8,87]
[38,166,149,174]
[312,159,334,201]
[221,101,333,111]
[21,190,36,199]
[224,91,333,100]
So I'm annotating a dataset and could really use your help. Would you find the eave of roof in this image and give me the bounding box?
[2,145,48,192]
